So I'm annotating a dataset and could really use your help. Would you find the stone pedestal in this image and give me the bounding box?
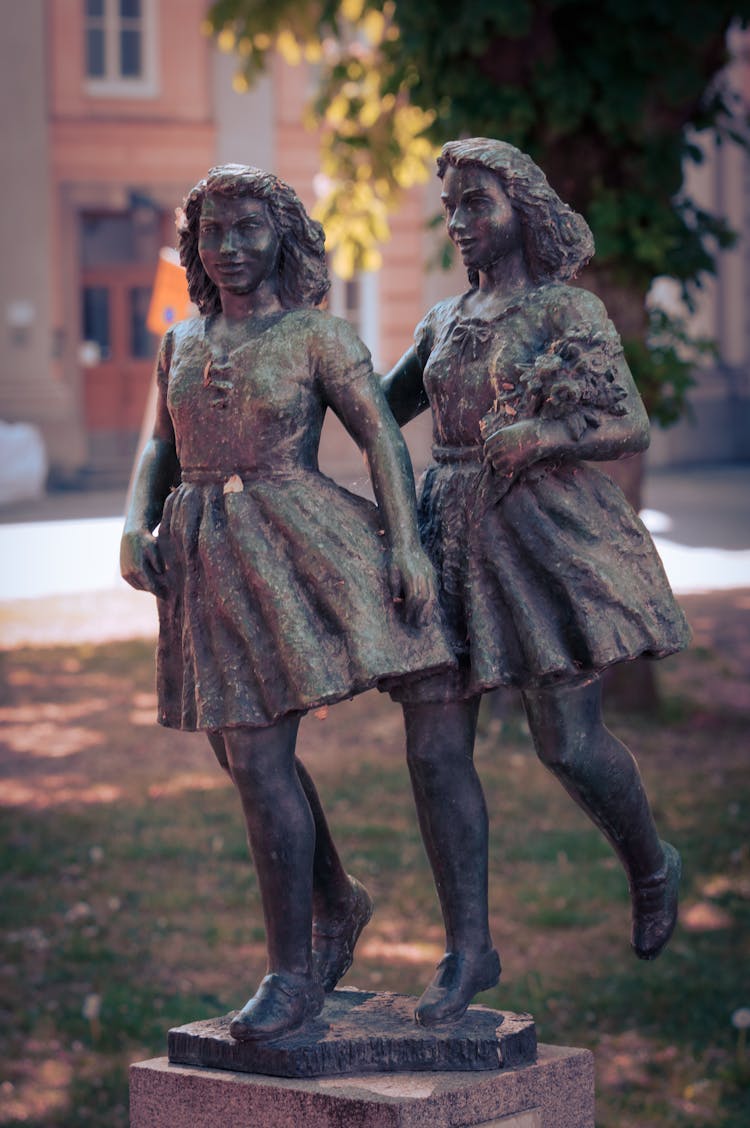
[132,991,594,1126]
[131,1044,594,1127]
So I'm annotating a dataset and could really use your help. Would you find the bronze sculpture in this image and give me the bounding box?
[383,138,690,1027]
[120,165,453,1043]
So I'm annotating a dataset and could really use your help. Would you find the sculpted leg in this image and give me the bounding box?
[522,676,680,960]
[207,729,231,776]
[294,756,373,991]
[209,729,371,994]
[403,698,500,1025]
[222,718,324,1040]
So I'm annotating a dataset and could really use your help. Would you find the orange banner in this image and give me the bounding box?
[147,248,194,335]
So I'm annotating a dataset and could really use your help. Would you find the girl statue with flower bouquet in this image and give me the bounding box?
[383,139,690,1027]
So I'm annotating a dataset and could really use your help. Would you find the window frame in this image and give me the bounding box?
[84,0,159,99]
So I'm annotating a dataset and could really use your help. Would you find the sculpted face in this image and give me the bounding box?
[441,165,523,273]
[198,194,280,297]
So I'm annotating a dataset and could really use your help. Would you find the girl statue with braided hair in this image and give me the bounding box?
[121,165,453,1042]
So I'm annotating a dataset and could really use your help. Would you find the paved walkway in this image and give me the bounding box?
[640,461,750,592]
[0,462,748,647]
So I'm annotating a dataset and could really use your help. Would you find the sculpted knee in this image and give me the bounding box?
[531,726,590,774]
[225,759,264,799]
[406,739,446,789]
[225,742,279,794]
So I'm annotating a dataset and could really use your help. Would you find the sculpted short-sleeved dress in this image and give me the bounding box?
[154,308,453,731]
[401,282,690,699]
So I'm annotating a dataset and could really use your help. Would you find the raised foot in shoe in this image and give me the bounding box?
[312,875,374,993]
[631,840,681,961]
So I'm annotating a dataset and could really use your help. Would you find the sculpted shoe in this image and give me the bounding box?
[631,840,682,960]
[312,876,374,992]
[229,972,325,1042]
[415,947,501,1027]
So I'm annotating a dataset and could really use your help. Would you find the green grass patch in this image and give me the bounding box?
[2,597,750,1127]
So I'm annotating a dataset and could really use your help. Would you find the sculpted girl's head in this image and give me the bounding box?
[437,139,594,286]
[178,165,330,315]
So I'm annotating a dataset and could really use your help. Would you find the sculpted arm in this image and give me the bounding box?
[380,346,429,427]
[327,363,436,625]
[120,343,180,597]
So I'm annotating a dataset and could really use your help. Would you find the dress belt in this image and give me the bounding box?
[432,444,484,464]
[181,467,259,483]
[180,465,310,485]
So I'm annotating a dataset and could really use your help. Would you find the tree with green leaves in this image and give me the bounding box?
[206,0,749,438]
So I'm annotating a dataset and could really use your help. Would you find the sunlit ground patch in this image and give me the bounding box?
[0,773,121,809]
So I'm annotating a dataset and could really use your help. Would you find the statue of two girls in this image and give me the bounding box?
[122,140,688,1042]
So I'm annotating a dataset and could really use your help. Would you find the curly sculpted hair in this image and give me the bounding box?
[178,164,330,315]
[437,138,594,286]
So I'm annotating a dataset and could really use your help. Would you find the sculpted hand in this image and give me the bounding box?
[483,419,541,481]
[120,529,169,598]
[388,544,438,627]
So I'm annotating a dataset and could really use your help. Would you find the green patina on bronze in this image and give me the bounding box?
[121,148,690,1053]
[382,140,688,1029]
[121,164,451,1046]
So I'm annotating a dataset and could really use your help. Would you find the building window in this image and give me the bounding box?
[327,269,380,368]
[84,0,157,97]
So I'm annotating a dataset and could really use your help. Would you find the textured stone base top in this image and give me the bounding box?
[168,989,536,1078]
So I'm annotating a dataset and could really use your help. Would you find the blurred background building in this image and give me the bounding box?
[1,0,748,488]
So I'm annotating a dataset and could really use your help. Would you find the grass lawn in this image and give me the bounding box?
[1,589,749,1126]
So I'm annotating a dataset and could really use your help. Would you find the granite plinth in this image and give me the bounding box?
[168,989,536,1079]
[131,1044,595,1127]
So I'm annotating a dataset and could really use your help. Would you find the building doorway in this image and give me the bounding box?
[79,205,169,482]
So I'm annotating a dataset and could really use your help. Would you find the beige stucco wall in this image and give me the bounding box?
[0,0,86,475]
[213,49,275,170]
[648,29,750,466]
[46,0,217,479]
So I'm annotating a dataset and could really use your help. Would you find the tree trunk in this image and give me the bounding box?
[580,264,649,339]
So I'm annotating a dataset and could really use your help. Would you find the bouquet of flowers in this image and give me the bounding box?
[516,325,628,440]
[480,324,628,446]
